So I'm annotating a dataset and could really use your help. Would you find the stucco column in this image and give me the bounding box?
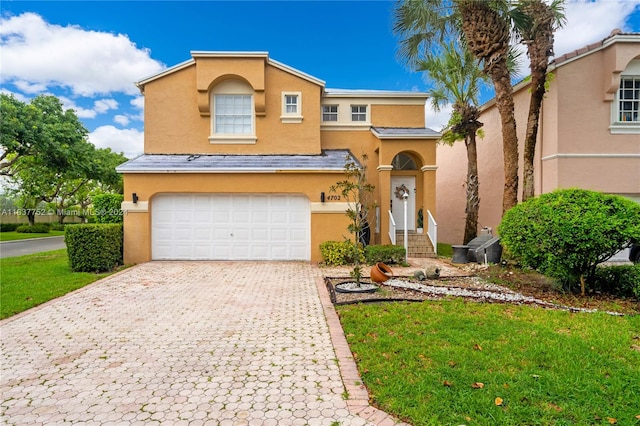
[421,165,438,224]
[377,165,393,245]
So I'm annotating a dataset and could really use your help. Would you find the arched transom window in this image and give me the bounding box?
[392,153,417,170]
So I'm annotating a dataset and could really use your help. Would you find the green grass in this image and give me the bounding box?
[338,300,640,425]
[0,230,65,241]
[437,242,453,257]
[0,249,112,319]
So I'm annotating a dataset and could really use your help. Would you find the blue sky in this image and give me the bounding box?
[1,0,639,157]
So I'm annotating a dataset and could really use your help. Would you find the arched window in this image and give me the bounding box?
[392,153,417,170]
[210,79,256,143]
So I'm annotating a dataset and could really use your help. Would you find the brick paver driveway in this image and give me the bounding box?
[1,262,379,425]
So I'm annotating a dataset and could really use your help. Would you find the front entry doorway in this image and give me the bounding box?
[390,176,416,231]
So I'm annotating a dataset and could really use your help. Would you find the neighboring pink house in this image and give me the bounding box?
[437,29,640,244]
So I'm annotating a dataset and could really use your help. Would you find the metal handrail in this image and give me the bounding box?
[388,210,396,245]
[427,209,438,255]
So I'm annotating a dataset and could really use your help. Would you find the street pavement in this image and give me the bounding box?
[0,236,66,259]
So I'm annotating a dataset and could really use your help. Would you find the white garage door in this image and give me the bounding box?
[152,193,310,260]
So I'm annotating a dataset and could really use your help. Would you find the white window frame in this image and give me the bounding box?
[351,105,368,122]
[610,60,640,135]
[210,79,257,144]
[281,91,303,124]
[322,105,338,122]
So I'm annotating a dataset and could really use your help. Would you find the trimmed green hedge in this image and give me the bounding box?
[65,224,123,272]
[93,193,124,224]
[320,240,364,266]
[364,244,406,265]
[0,223,20,232]
[16,223,50,233]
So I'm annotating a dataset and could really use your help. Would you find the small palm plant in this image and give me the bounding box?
[330,153,376,286]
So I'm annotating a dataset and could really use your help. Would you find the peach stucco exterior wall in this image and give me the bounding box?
[436,39,640,244]
[123,172,351,264]
[371,104,427,128]
[143,58,323,155]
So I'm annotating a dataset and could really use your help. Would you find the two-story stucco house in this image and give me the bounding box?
[436,30,640,245]
[117,52,441,264]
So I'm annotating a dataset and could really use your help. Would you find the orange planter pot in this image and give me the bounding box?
[370,262,393,283]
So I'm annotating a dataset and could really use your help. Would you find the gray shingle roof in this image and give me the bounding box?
[371,127,441,138]
[116,149,356,173]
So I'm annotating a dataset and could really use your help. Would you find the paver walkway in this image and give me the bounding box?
[1,262,407,425]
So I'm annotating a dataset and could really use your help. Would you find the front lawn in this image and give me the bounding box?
[0,230,65,241]
[0,249,112,319]
[338,300,640,425]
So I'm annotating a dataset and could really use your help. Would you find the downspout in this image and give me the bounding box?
[537,102,544,195]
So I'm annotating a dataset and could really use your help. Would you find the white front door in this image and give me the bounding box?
[391,176,416,231]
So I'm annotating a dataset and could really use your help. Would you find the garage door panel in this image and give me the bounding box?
[152,193,310,260]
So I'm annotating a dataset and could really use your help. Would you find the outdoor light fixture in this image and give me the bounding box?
[132,193,139,204]
[320,192,325,203]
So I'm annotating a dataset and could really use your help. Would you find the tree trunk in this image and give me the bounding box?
[27,211,35,226]
[464,133,480,244]
[488,63,519,215]
[522,68,546,201]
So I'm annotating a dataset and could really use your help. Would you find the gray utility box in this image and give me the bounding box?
[466,236,502,264]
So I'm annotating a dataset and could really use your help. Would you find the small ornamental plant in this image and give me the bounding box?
[330,154,376,286]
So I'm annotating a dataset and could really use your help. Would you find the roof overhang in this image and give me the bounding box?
[116,150,355,174]
[371,127,441,140]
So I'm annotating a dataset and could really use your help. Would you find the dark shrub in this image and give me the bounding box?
[49,223,66,231]
[320,240,364,266]
[65,224,123,272]
[92,193,124,224]
[15,223,51,233]
[0,223,20,232]
[593,264,640,298]
[499,189,640,294]
[364,244,406,265]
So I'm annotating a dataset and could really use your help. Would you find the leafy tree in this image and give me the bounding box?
[417,42,486,244]
[1,94,90,177]
[330,154,376,285]
[516,0,565,201]
[498,189,640,295]
[394,0,519,214]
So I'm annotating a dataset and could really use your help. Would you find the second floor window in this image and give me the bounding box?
[618,77,639,122]
[351,105,367,122]
[214,95,253,134]
[285,95,298,114]
[322,105,338,121]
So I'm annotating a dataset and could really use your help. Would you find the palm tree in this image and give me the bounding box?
[394,0,519,215]
[516,0,565,201]
[417,42,486,244]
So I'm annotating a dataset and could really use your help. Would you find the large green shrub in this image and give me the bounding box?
[0,223,20,232]
[498,189,640,294]
[65,224,123,272]
[320,240,365,266]
[364,244,406,265]
[15,223,50,233]
[593,264,640,298]
[92,193,124,224]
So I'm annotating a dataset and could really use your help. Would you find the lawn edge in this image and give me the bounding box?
[0,263,137,325]
[315,274,412,426]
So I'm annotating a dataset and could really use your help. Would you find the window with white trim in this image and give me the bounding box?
[322,105,338,122]
[351,105,367,122]
[281,92,303,123]
[210,79,256,143]
[214,95,253,134]
[618,77,639,123]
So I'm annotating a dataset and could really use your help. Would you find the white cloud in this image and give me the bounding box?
[426,103,453,132]
[93,99,118,114]
[554,0,640,58]
[89,125,143,158]
[114,115,130,126]
[0,12,165,96]
[12,80,47,94]
[58,96,97,119]
[130,96,144,110]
